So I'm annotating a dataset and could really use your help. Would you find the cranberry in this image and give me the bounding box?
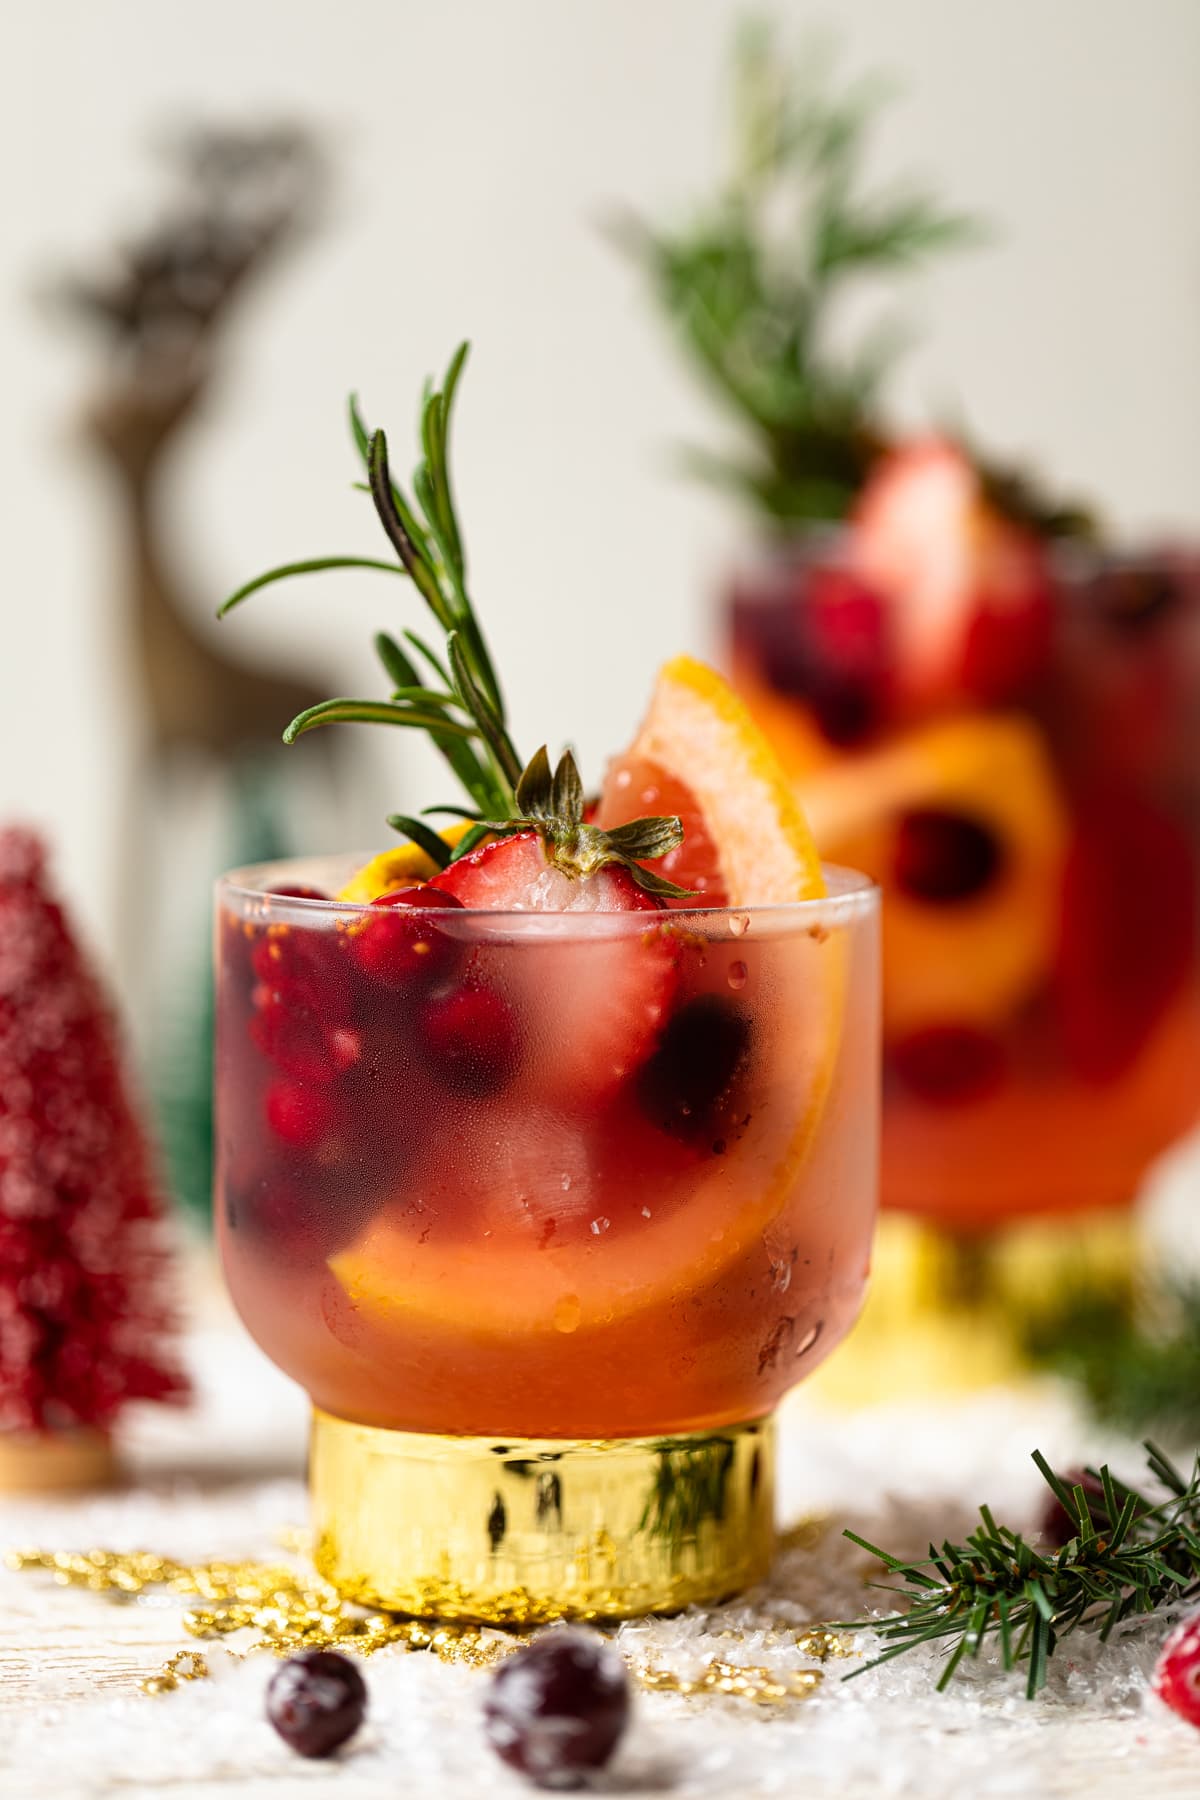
[638,995,751,1142]
[483,1629,629,1789]
[893,808,1005,904]
[252,926,352,1023]
[265,1078,336,1148]
[250,1007,360,1085]
[1155,1614,1200,1727]
[354,885,465,988]
[890,1023,1007,1105]
[265,1650,367,1758]
[420,978,519,1096]
[805,570,891,746]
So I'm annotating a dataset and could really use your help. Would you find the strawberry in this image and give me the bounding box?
[851,438,1052,709]
[431,831,679,1102]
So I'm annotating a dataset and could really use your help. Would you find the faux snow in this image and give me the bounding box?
[2,1318,1199,1798]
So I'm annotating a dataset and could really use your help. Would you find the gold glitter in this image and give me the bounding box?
[633,1658,824,1703]
[7,1542,850,1706]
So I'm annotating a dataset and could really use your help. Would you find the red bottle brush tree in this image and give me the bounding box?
[0,827,189,1447]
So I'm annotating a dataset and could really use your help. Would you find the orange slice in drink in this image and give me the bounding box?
[330,658,849,1342]
[798,714,1067,1036]
[337,824,474,903]
[595,654,826,906]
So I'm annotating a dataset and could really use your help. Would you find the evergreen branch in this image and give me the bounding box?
[619,23,981,527]
[1022,1282,1200,1440]
[840,1442,1200,1696]
[218,556,404,617]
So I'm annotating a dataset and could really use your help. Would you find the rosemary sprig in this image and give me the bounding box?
[618,22,978,527]
[841,1441,1200,1697]
[218,343,692,892]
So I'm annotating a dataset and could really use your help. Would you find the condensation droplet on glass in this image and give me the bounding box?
[770,1259,792,1295]
[641,1206,652,1219]
[728,959,748,991]
[729,913,749,938]
[589,1216,610,1236]
[553,1295,581,1334]
[560,1173,572,1192]
[795,1321,823,1358]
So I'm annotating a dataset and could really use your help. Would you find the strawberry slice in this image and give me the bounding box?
[431,831,678,1101]
[851,438,1052,709]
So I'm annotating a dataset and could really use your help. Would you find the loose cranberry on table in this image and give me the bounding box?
[483,1628,630,1789]
[266,1649,367,1758]
[354,883,465,987]
[1154,1614,1200,1727]
[1037,1470,1109,1551]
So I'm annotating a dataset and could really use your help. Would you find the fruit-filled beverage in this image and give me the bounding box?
[217,859,877,1441]
[729,447,1200,1232]
[213,344,880,1620]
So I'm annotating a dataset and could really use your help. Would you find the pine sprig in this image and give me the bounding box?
[219,343,690,890]
[1023,1282,1200,1442]
[841,1442,1200,1697]
[619,22,979,527]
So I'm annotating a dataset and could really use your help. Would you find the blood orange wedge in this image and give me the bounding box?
[595,654,826,906]
[798,713,1067,1036]
[329,658,849,1344]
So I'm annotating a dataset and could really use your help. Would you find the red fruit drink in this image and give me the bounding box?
[216,854,878,1442]
[729,446,1200,1235]
[213,343,881,1621]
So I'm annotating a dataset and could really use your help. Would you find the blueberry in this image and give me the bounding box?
[483,1629,629,1789]
[265,1649,367,1759]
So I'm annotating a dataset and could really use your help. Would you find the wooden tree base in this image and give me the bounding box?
[0,1430,117,1494]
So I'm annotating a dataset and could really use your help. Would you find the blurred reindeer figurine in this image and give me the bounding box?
[49,125,336,1218]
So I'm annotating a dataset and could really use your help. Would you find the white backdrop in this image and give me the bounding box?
[2,0,1198,972]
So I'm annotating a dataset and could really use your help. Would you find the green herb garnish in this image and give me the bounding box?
[841,1441,1200,1697]
[219,344,692,894]
[618,22,978,527]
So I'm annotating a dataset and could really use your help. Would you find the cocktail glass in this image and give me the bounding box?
[729,542,1200,1378]
[216,855,879,1622]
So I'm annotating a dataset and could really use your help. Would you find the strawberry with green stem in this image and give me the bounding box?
[220,344,693,1105]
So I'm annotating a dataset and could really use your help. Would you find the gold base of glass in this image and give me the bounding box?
[310,1409,775,1625]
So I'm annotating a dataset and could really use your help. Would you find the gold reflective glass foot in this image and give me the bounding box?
[310,1409,775,1625]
